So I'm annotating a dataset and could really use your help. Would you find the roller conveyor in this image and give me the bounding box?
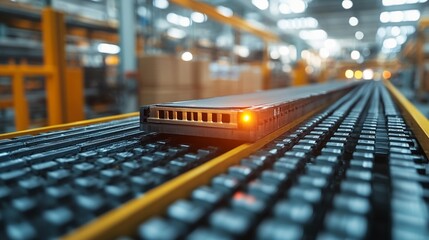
[0,81,428,240]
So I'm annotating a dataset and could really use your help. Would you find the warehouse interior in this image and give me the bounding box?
[0,0,428,133]
[1,1,429,240]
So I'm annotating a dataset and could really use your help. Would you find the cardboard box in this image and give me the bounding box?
[138,55,177,87]
[240,66,263,93]
[192,60,211,87]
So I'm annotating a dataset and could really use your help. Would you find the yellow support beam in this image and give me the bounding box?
[61,103,332,240]
[42,7,67,126]
[170,0,279,42]
[385,81,429,159]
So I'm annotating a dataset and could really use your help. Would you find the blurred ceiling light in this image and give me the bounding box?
[290,0,307,13]
[252,0,269,10]
[301,50,310,59]
[319,48,330,59]
[349,17,359,26]
[277,17,318,29]
[355,31,364,40]
[391,26,401,36]
[137,6,149,17]
[217,6,233,17]
[153,0,169,9]
[396,35,407,45]
[363,69,374,80]
[299,29,327,40]
[377,27,386,37]
[382,0,427,6]
[383,38,397,49]
[380,10,420,23]
[351,50,360,60]
[279,46,290,55]
[345,69,354,79]
[167,28,186,39]
[270,49,280,59]
[233,45,250,58]
[279,3,291,14]
[167,13,191,27]
[390,11,404,22]
[181,51,193,61]
[354,70,363,79]
[97,43,120,54]
[191,12,207,23]
[342,0,353,9]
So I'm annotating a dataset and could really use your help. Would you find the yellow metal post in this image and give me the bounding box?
[42,8,66,125]
[65,67,84,122]
[12,71,29,131]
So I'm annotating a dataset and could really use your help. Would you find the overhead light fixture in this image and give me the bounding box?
[270,49,280,59]
[233,45,250,58]
[167,13,191,27]
[355,31,364,40]
[181,51,193,61]
[191,12,207,23]
[252,0,269,10]
[379,10,420,23]
[217,6,233,17]
[391,26,401,36]
[277,17,318,29]
[299,29,327,40]
[363,69,374,80]
[97,43,120,54]
[382,0,427,6]
[383,38,397,49]
[342,0,353,9]
[351,50,360,60]
[167,28,186,39]
[349,17,359,26]
[153,0,169,9]
[279,3,291,14]
[319,48,330,59]
[345,69,354,79]
[396,35,407,45]
[290,0,307,13]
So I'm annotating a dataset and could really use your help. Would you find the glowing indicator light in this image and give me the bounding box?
[383,70,392,79]
[242,114,251,123]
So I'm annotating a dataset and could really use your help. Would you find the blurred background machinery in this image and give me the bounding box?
[0,0,428,131]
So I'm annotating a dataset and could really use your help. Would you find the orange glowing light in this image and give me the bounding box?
[242,114,251,123]
[383,70,391,79]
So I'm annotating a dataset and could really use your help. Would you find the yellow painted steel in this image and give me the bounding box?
[62,103,330,240]
[0,112,139,140]
[64,67,84,122]
[170,0,278,42]
[43,8,66,126]
[385,81,429,159]
[12,72,29,131]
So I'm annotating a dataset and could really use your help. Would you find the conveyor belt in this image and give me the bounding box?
[0,81,428,240]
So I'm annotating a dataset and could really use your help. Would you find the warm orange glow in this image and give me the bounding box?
[242,114,251,123]
[383,70,391,79]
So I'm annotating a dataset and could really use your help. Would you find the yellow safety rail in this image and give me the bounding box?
[385,80,429,159]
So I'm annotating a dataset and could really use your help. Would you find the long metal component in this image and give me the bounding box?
[141,81,359,141]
